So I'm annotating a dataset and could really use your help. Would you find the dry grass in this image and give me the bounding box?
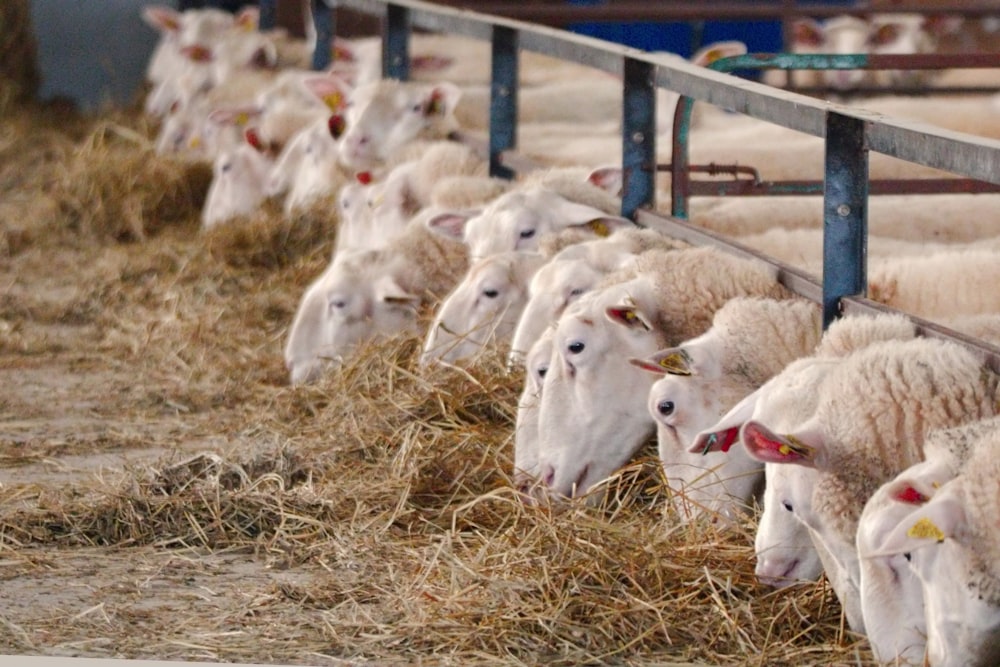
[0,100,877,666]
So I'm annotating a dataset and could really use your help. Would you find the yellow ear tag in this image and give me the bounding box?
[323,92,342,111]
[658,350,692,375]
[704,49,724,65]
[586,220,611,237]
[235,112,250,126]
[907,517,946,542]
[780,434,813,458]
[188,136,202,149]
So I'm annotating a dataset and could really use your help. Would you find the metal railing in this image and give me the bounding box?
[260,0,1000,371]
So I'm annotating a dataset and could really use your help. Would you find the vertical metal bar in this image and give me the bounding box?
[382,4,411,80]
[670,96,694,219]
[258,0,277,31]
[489,26,518,180]
[822,112,869,329]
[311,0,334,71]
[622,57,656,219]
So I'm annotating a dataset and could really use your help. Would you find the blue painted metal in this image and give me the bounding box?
[822,112,869,329]
[621,57,657,220]
[311,0,335,70]
[383,4,411,80]
[258,0,277,31]
[489,26,519,180]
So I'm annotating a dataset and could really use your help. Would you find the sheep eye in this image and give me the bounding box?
[482,288,499,299]
[519,229,535,239]
[536,364,548,379]
[657,400,675,416]
[569,287,585,297]
[411,103,422,112]
[903,552,911,562]
[329,298,347,311]
[781,501,794,513]
[221,162,232,173]
[567,341,585,354]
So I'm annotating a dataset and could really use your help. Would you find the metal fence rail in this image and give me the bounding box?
[267,0,1000,371]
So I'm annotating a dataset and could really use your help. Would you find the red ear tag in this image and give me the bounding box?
[356,172,373,185]
[328,114,346,139]
[425,90,444,115]
[245,128,263,151]
[894,485,930,505]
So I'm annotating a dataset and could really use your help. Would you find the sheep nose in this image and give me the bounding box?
[542,464,555,487]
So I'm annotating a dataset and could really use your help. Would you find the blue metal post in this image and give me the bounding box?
[382,4,411,80]
[489,26,518,180]
[822,111,869,329]
[622,57,656,219]
[258,0,277,31]
[311,0,334,71]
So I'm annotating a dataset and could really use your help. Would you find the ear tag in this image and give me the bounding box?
[356,171,373,185]
[328,114,346,139]
[323,92,342,111]
[609,307,650,331]
[586,220,611,237]
[245,128,263,151]
[894,485,930,505]
[658,349,693,376]
[703,48,724,65]
[333,44,355,62]
[188,136,202,149]
[907,517,945,542]
[426,90,444,115]
[779,434,813,458]
[235,112,250,126]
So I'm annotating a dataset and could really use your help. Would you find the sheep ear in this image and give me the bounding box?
[332,37,359,63]
[234,7,260,32]
[142,5,181,33]
[740,420,820,467]
[425,210,478,241]
[374,275,419,306]
[423,82,461,117]
[208,106,260,127]
[870,493,966,558]
[586,167,623,196]
[606,304,652,331]
[791,18,825,47]
[305,74,352,111]
[690,387,762,454]
[629,346,693,375]
[690,40,747,67]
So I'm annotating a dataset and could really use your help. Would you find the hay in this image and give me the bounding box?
[0,98,879,666]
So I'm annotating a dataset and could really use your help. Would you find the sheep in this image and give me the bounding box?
[336,79,463,171]
[425,173,635,262]
[854,415,1000,665]
[729,337,1000,644]
[864,419,1000,667]
[626,297,822,528]
[529,246,791,502]
[201,139,273,229]
[512,328,555,496]
[692,311,919,594]
[420,250,547,366]
[509,228,691,365]
[284,209,469,384]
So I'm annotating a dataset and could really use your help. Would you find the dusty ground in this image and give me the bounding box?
[0,101,873,666]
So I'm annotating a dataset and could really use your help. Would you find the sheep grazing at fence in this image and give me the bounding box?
[854,415,1000,665]
[528,246,791,503]
[421,250,547,366]
[512,328,555,496]
[702,335,1000,654]
[863,417,1000,667]
[627,297,823,527]
[284,209,469,385]
[201,138,274,229]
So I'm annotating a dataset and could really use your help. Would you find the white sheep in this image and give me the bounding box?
[420,250,547,366]
[201,140,273,229]
[508,228,687,364]
[864,418,1000,667]
[513,327,555,496]
[336,79,463,171]
[530,246,791,502]
[627,297,823,529]
[732,337,1000,645]
[284,209,468,384]
[854,415,1000,665]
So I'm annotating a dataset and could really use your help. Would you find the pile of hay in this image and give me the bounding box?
[0,94,877,666]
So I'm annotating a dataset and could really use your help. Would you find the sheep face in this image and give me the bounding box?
[337,81,460,170]
[644,372,762,523]
[284,252,421,384]
[754,463,824,588]
[534,281,662,502]
[508,258,604,367]
[421,251,543,366]
[513,329,555,497]
[202,141,272,228]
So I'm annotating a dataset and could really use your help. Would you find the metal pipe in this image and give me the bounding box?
[311,0,334,70]
[489,26,518,180]
[382,4,411,80]
[621,57,657,220]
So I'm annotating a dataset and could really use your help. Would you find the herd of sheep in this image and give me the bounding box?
[141,4,1000,666]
